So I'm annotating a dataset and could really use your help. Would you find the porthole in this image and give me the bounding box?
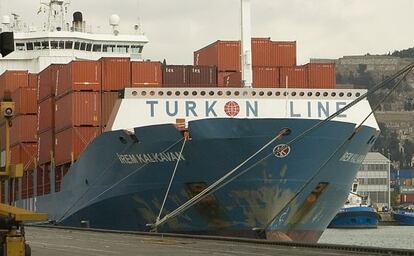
[323,92,328,97]
[184,91,189,96]
[291,92,297,96]
[141,91,147,96]
[167,91,172,96]
[315,92,320,97]
[150,91,155,96]
[299,92,305,96]
[356,93,361,97]
[339,92,344,97]
[252,91,257,96]
[226,91,231,96]
[192,91,198,96]
[347,93,352,97]
[201,91,206,96]
[158,91,164,96]
[259,91,265,96]
[276,92,281,96]
[267,91,273,96]
[307,92,313,97]
[331,92,336,97]
[242,91,248,96]
[234,91,240,96]
[218,91,223,96]
[132,91,138,96]
[209,91,214,96]
[175,91,180,96]
[283,92,288,96]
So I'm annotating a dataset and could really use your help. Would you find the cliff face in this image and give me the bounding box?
[336,55,414,168]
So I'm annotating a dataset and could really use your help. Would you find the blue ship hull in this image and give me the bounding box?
[31,118,377,242]
[393,211,414,225]
[328,206,379,229]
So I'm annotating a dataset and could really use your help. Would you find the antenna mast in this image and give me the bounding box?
[241,0,253,88]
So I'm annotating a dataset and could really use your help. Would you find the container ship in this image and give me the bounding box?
[0,0,379,242]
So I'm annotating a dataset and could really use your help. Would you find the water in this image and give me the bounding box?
[319,226,414,250]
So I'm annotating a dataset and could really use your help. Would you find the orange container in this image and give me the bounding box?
[21,170,34,199]
[10,115,38,146]
[56,61,102,97]
[194,41,241,72]
[306,63,336,89]
[224,72,242,88]
[55,91,101,132]
[270,41,297,67]
[38,129,54,165]
[131,61,162,87]
[38,64,65,102]
[280,66,309,88]
[28,73,38,88]
[101,58,131,91]
[253,67,280,88]
[10,143,37,171]
[101,92,119,129]
[54,127,101,166]
[11,87,37,115]
[38,97,54,133]
[218,71,236,87]
[0,70,28,98]
[188,66,218,87]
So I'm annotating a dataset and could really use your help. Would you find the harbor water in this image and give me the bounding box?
[319,226,414,250]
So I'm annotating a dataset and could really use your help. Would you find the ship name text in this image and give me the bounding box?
[117,152,185,165]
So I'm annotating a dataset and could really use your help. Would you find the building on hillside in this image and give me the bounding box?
[356,152,391,211]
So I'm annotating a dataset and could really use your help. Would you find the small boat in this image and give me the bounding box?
[392,205,414,225]
[329,184,380,228]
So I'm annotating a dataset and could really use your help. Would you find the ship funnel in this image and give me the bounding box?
[72,11,83,32]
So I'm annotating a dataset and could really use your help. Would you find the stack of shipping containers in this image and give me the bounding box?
[0,37,337,203]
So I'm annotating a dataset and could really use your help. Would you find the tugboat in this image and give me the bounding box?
[329,183,380,228]
[392,205,414,225]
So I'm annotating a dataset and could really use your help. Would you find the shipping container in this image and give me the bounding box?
[101,57,131,91]
[131,61,162,87]
[10,115,38,146]
[252,38,296,67]
[55,127,101,166]
[188,66,218,87]
[101,92,119,129]
[11,87,37,115]
[55,91,101,132]
[43,164,51,195]
[38,97,54,133]
[162,65,188,87]
[253,67,280,88]
[223,72,242,87]
[56,60,102,97]
[55,165,63,192]
[10,142,37,171]
[306,63,336,89]
[0,70,29,98]
[218,71,236,87]
[36,166,44,196]
[21,170,34,199]
[194,40,240,72]
[400,194,414,203]
[38,129,54,165]
[280,66,309,88]
[38,64,65,102]
[28,73,38,88]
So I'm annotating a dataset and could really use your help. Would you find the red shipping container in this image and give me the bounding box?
[253,67,280,88]
[38,129,54,165]
[55,127,101,166]
[56,60,102,97]
[37,166,44,196]
[55,165,63,192]
[28,73,38,88]
[11,87,37,115]
[162,65,188,87]
[194,41,241,72]
[38,64,65,102]
[401,194,414,203]
[101,92,119,129]
[270,41,297,67]
[55,91,101,132]
[306,63,336,89]
[0,70,28,98]
[21,170,34,199]
[280,66,309,88]
[224,72,242,88]
[11,115,38,146]
[218,71,236,87]
[43,164,51,195]
[131,61,162,87]
[38,97,54,133]
[188,66,218,87]
[101,57,131,91]
[10,143,37,171]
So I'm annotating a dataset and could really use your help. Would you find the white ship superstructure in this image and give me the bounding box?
[0,0,148,74]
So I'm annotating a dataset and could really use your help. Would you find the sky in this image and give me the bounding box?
[1,0,414,64]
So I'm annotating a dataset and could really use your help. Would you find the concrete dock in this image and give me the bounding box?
[25,226,414,256]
